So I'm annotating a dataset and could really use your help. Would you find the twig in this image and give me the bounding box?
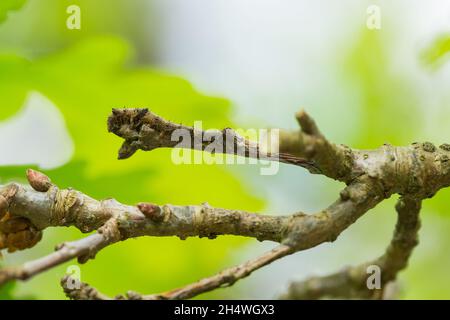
[279,197,421,299]
[0,219,121,286]
[0,171,381,289]
[61,245,293,300]
[1,108,449,299]
[151,244,293,300]
[107,108,354,178]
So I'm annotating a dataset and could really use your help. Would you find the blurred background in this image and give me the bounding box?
[0,0,450,299]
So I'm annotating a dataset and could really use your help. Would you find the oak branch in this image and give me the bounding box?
[1,108,449,300]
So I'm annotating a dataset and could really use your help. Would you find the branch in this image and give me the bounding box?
[2,108,449,300]
[1,232,111,286]
[61,244,293,300]
[61,275,113,300]
[149,244,293,300]
[107,108,450,195]
[107,108,355,181]
[279,196,421,299]
[0,168,381,290]
[0,210,121,286]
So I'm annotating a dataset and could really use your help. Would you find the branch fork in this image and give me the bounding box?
[1,108,447,299]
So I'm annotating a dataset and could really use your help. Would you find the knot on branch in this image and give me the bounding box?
[0,184,42,253]
[0,214,42,253]
[75,219,122,264]
[61,275,106,300]
[137,202,164,222]
[353,142,450,198]
[108,108,169,159]
[192,203,223,240]
[51,189,80,226]
[26,169,81,229]
[98,219,122,244]
[108,108,149,138]
[61,275,152,300]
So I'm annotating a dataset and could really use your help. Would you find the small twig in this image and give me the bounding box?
[1,234,104,286]
[61,245,293,300]
[0,172,381,290]
[279,197,421,300]
[61,275,113,300]
[151,244,293,300]
[0,219,121,286]
[106,108,332,173]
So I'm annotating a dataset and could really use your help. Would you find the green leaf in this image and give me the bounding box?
[0,279,16,299]
[0,36,263,299]
[0,0,26,23]
[344,30,420,148]
[421,34,450,69]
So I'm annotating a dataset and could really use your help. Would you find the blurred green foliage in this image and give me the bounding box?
[1,1,450,300]
[0,281,16,299]
[0,2,262,300]
[0,0,26,23]
[344,29,450,299]
[0,0,153,60]
[344,30,419,148]
[422,34,450,69]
